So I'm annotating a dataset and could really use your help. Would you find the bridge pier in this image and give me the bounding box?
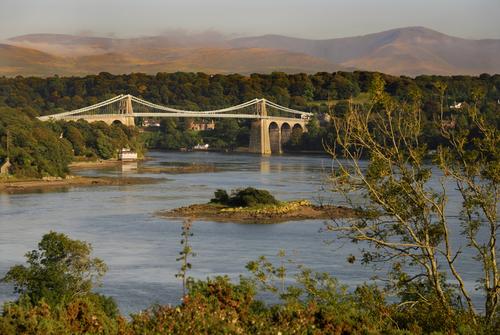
[249,120,272,155]
[122,115,135,127]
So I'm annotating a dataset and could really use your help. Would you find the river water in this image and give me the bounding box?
[0,151,486,315]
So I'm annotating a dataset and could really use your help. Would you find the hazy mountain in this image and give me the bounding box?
[0,44,72,77]
[230,27,500,76]
[0,41,342,76]
[2,27,499,77]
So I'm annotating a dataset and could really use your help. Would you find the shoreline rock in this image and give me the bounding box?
[158,200,358,224]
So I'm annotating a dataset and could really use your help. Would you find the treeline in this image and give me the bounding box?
[1,71,499,117]
[0,107,143,178]
[1,71,498,152]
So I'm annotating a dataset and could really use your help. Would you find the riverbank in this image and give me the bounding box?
[158,200,358,224]
[69,159,122,170]
[0,175,160,194]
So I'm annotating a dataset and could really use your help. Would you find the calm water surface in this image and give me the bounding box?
[0,151,484,315]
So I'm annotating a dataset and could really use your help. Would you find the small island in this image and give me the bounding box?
[158,187,358,223]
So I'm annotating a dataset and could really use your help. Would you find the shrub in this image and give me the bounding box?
[1,231,108,307]
[210,187,279,207]
[228,187,279,207]
[210,189,229,205]
[0,297,125,335]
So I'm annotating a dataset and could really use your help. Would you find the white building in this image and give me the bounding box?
[119,148,138,161]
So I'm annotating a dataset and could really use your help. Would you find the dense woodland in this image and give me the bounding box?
[0,71,499,176]
[1,72,499,115]
[0,107,143,178]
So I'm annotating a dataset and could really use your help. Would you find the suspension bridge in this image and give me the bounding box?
[38,94,313,154]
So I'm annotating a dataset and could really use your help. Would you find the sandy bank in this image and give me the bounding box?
[69,160,122,170]
[0,176,159,194]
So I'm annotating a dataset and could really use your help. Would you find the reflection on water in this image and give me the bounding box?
[0,151,485,315]
[121,162,138,173]
[259,159,271,174]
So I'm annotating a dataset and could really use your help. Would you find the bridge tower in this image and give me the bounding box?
[249,99,273,155]
[118,95,135,126]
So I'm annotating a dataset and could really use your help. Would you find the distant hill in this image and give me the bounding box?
[0,44,71,77]
[230,27,500,76]
[0,41,342,76]
[2,27,500,77]
[4,33,344,76]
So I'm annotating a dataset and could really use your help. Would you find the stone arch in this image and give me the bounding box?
[112,119,123,125]
[289,123,304,145]
[281,122,292,144]
[268,121,281,154]
[292,123,304,133]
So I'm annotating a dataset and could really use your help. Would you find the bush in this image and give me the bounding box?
[210,189,229,204]
[0,297,125,335]
[229,187,279,207]
[210,187,279,207]
[1,231,108,307]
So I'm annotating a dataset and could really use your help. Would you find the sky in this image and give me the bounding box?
[0,0,499,40]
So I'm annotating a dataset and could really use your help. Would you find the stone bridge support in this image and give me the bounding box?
[248,99,307,155]
[249,119,306,155]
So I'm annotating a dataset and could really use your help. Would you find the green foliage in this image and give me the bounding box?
[1,231,108,307]
[1,232,498,334]
[328,74,499,330]
[0,107,73,178]
[211,187,279,207]
[0,297,125,335]
[1,71,498,155]
[210,189,229,204]
[0,107,143,177]
[59,120,144,160]
[130,277,259,335]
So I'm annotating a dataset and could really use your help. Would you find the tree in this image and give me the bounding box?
[96,131,115,159]
[326,74,498,328]
[64,125,86,156]
[176,219,196,297]
[438,86,499,324]
[2,231,108,307]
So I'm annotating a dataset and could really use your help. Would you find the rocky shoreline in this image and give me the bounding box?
[158,200,358,224]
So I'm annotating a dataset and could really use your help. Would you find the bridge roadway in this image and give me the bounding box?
[59,113,306,121]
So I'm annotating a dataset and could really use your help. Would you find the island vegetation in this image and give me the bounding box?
[160,187,358,223]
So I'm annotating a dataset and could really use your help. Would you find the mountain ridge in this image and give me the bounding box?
[229,27,500,75]
[2,27,499,77]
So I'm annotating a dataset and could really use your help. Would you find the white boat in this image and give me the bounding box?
[193,144,210,150]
